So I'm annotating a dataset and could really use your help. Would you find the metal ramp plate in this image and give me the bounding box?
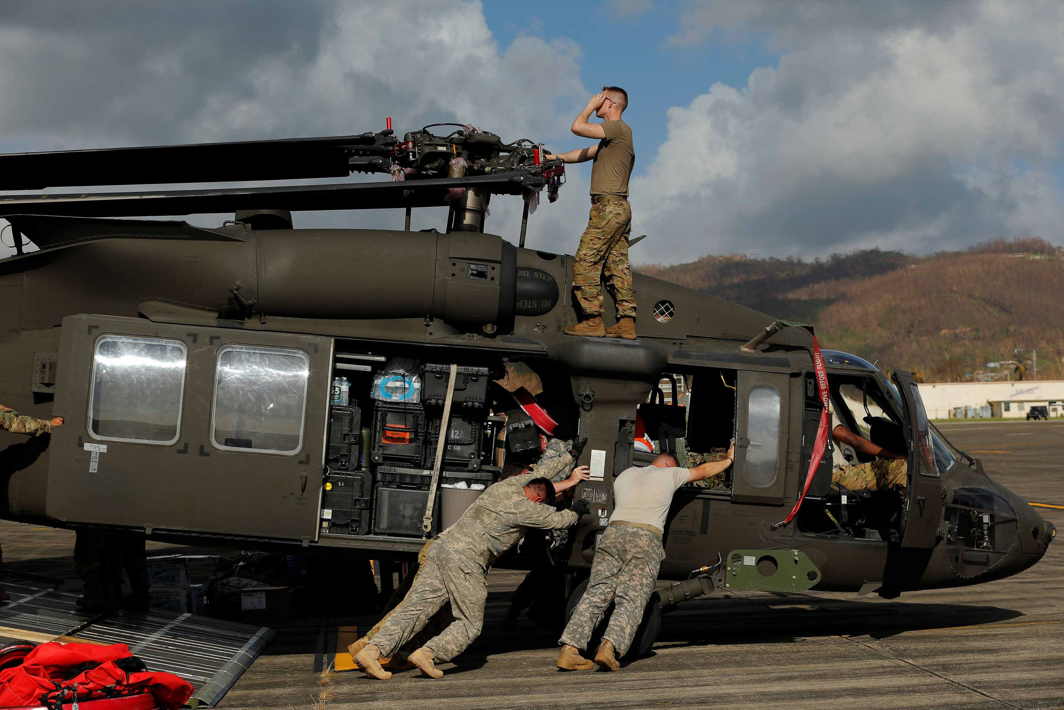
[0,575,273,707]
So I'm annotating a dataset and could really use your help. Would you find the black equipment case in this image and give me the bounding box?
[422,364,490,409]
[423,414,484,471]
[370,403,426,465]
[326,404,362,472]
[321,471,372,536]
[373,487,439,537]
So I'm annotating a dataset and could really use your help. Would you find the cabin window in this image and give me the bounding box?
[744,385,781,488]
[88,335,187,445]
[211,345,310,455]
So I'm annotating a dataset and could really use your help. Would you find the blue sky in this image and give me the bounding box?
[484,2,779,165]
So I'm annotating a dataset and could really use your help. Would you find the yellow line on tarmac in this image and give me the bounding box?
[1029,502,1064,510]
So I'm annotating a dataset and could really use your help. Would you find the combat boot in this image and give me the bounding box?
[556,644,595,671]
[604,316,636,339]
[407,647,444,679]
[593,639,621,671]
[355,644,392,680]
[563,316,605,337]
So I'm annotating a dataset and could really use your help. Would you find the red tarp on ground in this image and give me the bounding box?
[0,642,192,709]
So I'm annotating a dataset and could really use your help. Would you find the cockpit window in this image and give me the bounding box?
[929,425,958,473]
[951,487,1016,520]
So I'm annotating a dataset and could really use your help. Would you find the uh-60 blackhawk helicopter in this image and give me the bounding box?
[0,120,1054,653]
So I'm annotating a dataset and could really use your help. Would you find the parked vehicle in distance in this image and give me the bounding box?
[1026,405,1049,420]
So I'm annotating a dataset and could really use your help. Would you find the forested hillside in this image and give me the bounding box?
[640,239,1064,381]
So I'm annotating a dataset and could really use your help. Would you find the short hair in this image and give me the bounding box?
[651,453,678,468]
[602,85,628,110]
[525,477,556,506]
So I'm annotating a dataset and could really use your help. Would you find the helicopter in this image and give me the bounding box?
[0,120,1054,653]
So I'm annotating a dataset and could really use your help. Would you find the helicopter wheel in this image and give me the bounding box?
[563,578,663,660]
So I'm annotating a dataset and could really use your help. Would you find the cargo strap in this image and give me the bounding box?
[774,332,831,528]
[423,363,457,536]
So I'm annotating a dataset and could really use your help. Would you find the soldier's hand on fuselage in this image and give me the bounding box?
[568,465,591,484]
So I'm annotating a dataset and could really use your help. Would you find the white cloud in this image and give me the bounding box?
[633,0,1064,261]
[0,0,590,255]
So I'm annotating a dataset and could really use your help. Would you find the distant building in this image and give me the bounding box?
[918,381,1064,419]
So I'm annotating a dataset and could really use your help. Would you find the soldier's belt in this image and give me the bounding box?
[590,194,628,203]
[609,520,662,538]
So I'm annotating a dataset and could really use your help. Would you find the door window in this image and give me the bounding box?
[744,385,781,488]
[88,336,187,445]
[212,346,310,454]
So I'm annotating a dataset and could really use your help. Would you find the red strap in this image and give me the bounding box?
[512,388,558,436]
[775,335,831,528]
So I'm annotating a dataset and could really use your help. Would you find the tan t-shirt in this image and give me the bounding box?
[590,119,634,196]
[609,464,689,534]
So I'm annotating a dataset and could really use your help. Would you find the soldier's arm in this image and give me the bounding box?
[0,410,59,435]
[529,450,574,483]
[832,425,901,459]
[570,93,608,139]
[552,465,590,494]
[688,443,735,483]
[545,144,598,164]
[515,499,579,530]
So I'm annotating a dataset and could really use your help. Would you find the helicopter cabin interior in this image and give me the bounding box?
[634,363,913,549]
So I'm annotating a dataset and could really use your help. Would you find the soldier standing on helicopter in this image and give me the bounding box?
[546,86,637,340]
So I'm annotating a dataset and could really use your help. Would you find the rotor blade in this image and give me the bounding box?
[5,215,241,250]
[0,133,391,190]
[0,173,545,218]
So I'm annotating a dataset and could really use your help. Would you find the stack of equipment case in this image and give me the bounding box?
[326,404,362,472]
[321,471,372,536]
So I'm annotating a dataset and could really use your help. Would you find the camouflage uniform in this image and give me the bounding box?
[0,409,54,436]
[832,458,907,491]
[687,448,731,490]
[530,438,574,483]
[559,523,663,656]
[370,472,578,663]
[573,196,636,318]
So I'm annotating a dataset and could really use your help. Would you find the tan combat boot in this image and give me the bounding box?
[605,316,636,340]
[556,644,595,671]
[563,316,605,337]
[407,647,444,679]
[355,644,392,680]
[593,639,621,671]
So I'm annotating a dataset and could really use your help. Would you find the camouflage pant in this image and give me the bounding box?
[573,196,636,318]
[559,524,663,656]
[832,458,908,491]
[370,541,486,663]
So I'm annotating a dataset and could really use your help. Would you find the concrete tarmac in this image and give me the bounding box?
[1,420,1061,709]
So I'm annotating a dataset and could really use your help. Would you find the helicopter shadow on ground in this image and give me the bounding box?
[654,594,1022,647]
